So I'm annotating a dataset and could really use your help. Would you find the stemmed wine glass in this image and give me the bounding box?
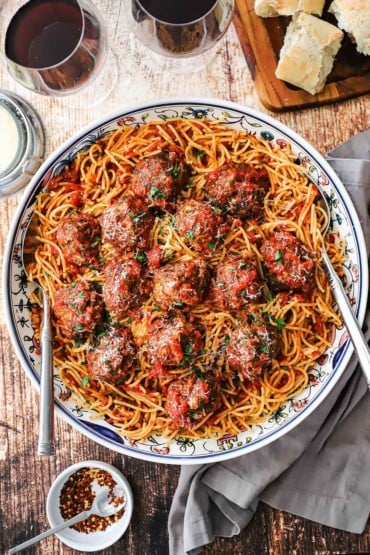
[128,0,235,73]
[0,0,118,108]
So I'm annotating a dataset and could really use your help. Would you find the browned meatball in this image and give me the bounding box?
[103,258,150,321]
[227,315,280,380]
[144,314,203,373]
[86,326,136,386]
[166,375,220,429]
[174,199,229,254]
[152,258,210,311]
[100,196,154,253]
[203,163,270,220]
[131,149,190,208]
[55,212,101,268]
[54,279,103,338]
[213,253,263,311]
[260,230,316,293]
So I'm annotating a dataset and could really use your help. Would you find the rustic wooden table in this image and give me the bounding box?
[1,2,369,554]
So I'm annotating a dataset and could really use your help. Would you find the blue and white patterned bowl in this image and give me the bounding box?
[3,99,368,464]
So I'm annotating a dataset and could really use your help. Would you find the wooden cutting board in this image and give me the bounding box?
[233,0,370,111]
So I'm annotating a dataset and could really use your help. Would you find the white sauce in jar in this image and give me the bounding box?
[0,103,20,174]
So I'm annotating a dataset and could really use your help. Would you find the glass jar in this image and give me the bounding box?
[0,89,44,198]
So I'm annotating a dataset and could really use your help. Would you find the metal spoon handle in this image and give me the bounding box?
[322,250,370,388]
[37,290,55,456]
[8,510,90,554]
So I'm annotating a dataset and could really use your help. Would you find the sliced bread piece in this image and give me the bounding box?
[254,0,325,17]
[329,0,370,56]
[275,12,344,95]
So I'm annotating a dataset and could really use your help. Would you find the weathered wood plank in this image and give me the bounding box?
[0,2,369,554]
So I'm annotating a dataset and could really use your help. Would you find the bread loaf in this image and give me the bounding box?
[328,0,370,56]
[275,12,344,95]
[254,0,325,17]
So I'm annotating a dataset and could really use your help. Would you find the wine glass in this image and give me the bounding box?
[128,0,235,73]
[0,0,118,108]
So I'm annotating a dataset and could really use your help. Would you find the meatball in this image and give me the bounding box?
[54,279,103,339]
[152,258,210,311]
[100,196,154,253]
[103,258,150,321]
[174,199,229,254]
[203,163,270,220]
[55,212,101,268]
[131,149,190,208]
[213,253,263,311]
[260,230,316,293]
[144,314,203,372]
[227,316,280,380]
[86,326,136,386]
[166,375,220,429]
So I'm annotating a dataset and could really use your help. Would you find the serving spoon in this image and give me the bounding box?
[8,487,126,554]
[318,188,370,387]
[22,212,54,456]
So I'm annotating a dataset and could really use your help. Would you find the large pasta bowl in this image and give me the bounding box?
[3,98,368,464]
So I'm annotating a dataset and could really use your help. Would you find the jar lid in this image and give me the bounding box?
[0,90,45,198]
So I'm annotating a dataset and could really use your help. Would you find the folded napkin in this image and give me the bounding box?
[168,131,370,555]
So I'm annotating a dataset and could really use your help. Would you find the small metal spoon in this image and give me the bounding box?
[318,188,370,387]
[22,213,54,456]
[8,488,126,554]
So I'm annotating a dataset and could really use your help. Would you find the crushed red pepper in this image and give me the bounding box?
[59,467,125,533]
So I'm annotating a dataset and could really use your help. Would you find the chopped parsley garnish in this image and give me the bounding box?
[212,206,222,214]
[80,375,90,387]
[169,161,179,178]
[266,291,274,302]
[274,249,283,263]
[90,237,101,248]
[149,186,166,200]
[129,210,146,223]
[183,344,193,355]
[168,215,176,228]
[134,251,147,264]
[193,367,207,380]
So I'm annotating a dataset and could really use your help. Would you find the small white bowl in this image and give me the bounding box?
[46,460,133,552]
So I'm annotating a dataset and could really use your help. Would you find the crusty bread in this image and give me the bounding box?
[254,0,325,17]
[329,0,370,56]
[275,12,344,95]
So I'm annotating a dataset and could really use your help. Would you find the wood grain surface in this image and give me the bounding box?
[233,0,370,111]
[0,2,369,554]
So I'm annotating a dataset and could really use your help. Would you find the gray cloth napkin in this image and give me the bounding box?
[168,131,370,555]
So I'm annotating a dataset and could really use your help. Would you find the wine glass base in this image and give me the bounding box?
[7,49,119,112]
[53,48,119,109]
[148,45,218,74]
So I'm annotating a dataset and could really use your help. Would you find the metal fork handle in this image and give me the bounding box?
[37,289,55,456]
[322,249,370,389]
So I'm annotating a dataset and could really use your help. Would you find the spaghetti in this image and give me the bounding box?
[27,118,345,442]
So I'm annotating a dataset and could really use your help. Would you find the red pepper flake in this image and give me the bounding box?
[59,467,125,533]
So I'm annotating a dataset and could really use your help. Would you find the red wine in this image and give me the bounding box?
[139,0,218,24]
[5,0,83,69]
